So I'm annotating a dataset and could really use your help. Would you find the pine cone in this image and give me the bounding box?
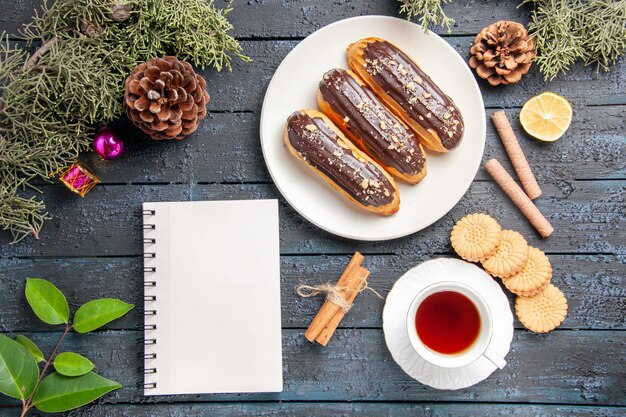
[124,56,210,140]
[109,0,132,22]
[469,21,536,86]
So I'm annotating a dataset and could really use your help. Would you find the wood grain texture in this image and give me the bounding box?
[69,106,625,185]
[0,403,622,417]
[0,0,624,414]
[0,181,623,256]
[0,329,623,405]
[0,254,624,332]
[228,0,531,37]
[0,0,530,38]
[193,40,626,111]
[2,40,625,112]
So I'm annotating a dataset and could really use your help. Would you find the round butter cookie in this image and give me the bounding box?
[515,284,568,333]
[514,281,549,298]
[481,230,528,278]
[450,213,502,262]
[503,246,552,296]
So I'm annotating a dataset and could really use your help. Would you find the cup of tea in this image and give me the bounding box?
[405,281,506,369]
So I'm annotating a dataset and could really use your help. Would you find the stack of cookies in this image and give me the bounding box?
[450,213,568,333]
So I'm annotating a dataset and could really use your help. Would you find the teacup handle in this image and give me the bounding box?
[483,346,506,369]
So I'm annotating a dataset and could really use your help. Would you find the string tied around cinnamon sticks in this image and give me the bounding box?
[295,280,383,313]
[297,252,382,346]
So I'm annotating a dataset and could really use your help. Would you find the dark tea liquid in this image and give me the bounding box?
[415,291,481,355]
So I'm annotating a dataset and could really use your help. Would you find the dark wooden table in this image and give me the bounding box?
[1,1,624,416]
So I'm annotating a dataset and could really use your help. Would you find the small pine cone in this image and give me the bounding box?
[80,21,102,38]
[109,0,132,22]
[469,21,536,86]
[124,56,210,140]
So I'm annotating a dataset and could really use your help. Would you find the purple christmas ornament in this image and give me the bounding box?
[93,127,124,160]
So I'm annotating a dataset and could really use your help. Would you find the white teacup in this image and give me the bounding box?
[406,281,506,369]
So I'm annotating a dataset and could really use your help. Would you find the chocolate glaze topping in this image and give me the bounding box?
[287,111,396,207]
[319,68,425,176]
[361,40,464,150]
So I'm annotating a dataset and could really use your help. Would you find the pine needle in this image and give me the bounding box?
[398,0,455,33]
[523,0,626,80]
[0,180,49,243]
[0,0,249,242]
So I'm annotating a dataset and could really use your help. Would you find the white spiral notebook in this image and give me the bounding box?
[142,200,283,395]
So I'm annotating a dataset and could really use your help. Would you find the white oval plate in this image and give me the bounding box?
[260,16,485,241]
[383,258,514,390]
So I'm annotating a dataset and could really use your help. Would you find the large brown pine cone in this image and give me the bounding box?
[124,56,210,140]
[469,21,536,86]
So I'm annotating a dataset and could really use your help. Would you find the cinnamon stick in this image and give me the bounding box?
[303,252,365,343]
[485,158,554,238]
[315,266,370,346]
[492,111,542,200]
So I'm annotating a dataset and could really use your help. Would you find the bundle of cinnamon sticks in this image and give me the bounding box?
[303,252,370,346]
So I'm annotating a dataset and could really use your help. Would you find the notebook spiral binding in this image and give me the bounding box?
[142,208,158,390]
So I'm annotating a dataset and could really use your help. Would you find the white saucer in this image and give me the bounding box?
[382,258,514,390]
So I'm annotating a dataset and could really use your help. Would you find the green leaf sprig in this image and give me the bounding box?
[0,278,133,416]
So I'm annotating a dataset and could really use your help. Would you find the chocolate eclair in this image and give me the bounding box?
[285,110,400,216]
[317,68,427,184]
[347,37,464,153]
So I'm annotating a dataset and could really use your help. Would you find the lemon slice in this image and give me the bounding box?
[520,92,572,142]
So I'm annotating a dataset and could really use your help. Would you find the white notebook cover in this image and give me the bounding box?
[142,200,282,395]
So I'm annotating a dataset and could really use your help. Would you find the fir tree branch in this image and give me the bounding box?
[23,35,59,70]
[398,0,455,33]
[0,181,48,243]
[0,0,250,242]
[523,0,626,80]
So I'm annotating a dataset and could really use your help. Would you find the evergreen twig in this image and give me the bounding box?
[398,0,455,33]
[23,36,59,70]
[0,0,249,242]
[523,0,626,80]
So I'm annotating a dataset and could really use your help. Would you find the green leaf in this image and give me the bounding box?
[0,334,39,401]
[53,352,94,377]
[25,278,70,325]
[73,299,134,333]
[14,335,45,363]
[32,371,121,413]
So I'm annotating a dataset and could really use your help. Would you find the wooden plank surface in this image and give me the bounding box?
[2,43,625,111]
[0,0,531,38]
[0,329,623,405]
[1,254,624,332]
[1,180,623,256]
[200,40,626,111]
[68,105,624,185]
[0,403,623,417]
[0,0,624,415]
